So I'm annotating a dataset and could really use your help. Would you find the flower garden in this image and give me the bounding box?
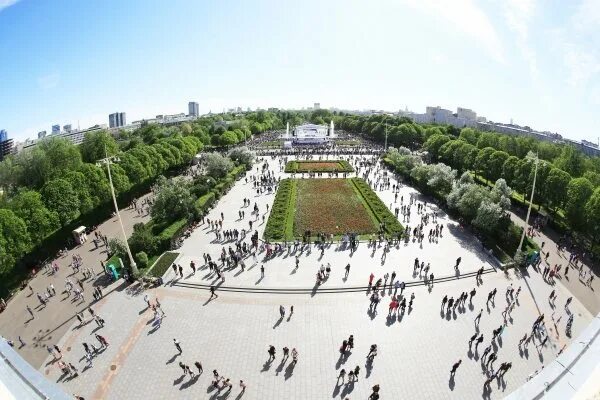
[284,160,354,173]
[264,178,403,241]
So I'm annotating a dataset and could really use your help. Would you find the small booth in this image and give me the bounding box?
[72,226,87,245]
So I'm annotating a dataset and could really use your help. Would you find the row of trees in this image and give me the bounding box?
[423,133,600,239]
[0,131,203,282]
[0,109,291,289]
[386,147,531,259]
[335,113,600,180]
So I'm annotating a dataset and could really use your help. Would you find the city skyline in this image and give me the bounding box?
[0,0,599,143]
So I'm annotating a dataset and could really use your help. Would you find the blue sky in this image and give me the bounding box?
[0,0,599,143]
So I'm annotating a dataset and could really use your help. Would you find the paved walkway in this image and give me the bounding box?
[41,268,592,400]
[36,154,596,399]
[508,211,598,315]
[0,195,151,368]
[172,155,496,290]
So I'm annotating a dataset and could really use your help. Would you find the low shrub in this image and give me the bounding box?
[148,251,179,278]
[136,251,149,268]
[350,178,404,236]
[264,179,296,240]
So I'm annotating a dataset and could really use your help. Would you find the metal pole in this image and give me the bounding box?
[514,155,539,263]
[104,151,138,275]
[384,123,388,151]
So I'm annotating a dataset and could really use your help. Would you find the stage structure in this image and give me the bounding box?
[283,122,335,146]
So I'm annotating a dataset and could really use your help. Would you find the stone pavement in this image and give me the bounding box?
[508,211,598,315]
[0,194,151,368]
[41,267,593,400]
[173,154,496,290]
[37,154,595,399]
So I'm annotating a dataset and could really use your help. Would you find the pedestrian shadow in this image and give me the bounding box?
[179,375,199,390]
[340,381,355,398]
[335,352,350,369]
[166,353,180,365]
[284,362,295,380]
[365,359,373,378]
[386,315,397,326]
[275,358,287,375]
[261,361,272,372]
[255,276,264,285]
[367,308,377,320]
[273,316,284,329]
[173,374,185,385]
[448,375,455,390]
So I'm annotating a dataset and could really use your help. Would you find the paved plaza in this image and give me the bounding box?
[33,154,596,399]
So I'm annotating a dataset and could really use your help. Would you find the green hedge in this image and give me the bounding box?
[264,179,296,241]
[194,192,216,216]
[284,160,354,173]
[148,251,179,278]
[350,178,404,236]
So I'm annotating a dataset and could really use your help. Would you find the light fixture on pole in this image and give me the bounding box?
[97,148,138,275]
[514,154,539,265]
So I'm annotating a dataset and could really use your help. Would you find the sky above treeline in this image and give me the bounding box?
[0,0,598,144]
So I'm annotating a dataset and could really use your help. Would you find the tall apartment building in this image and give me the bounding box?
[52,124,60,134]
[109,112,126,128]
[188,101,199,117]
[0,130,14,161]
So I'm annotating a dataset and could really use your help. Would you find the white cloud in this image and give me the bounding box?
[402,0,505,63]
[37,72,60,90]
[0,0,19,13]
[552,0,600,87]
[503,0,538,79]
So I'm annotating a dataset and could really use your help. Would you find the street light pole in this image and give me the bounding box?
[514,154,539,264]
[98,149,138,275]
[384,123,389,151]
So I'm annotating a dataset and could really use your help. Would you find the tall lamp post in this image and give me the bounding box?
[514,154,539,265]
[97,150,138,275]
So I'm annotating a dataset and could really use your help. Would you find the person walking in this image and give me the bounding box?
[173,338,182,354]
[337,369,346,384]
[345,263,351,279]
[353,365,360,381]
[268,345,276,362]
[291,348,298,365]
[475,309,483,328]
[209,285,218,300]
[261,265,265,278]
[195,361,203,374]
[279,305,285,318]
[26,305,34,320]
[240,380,247,393]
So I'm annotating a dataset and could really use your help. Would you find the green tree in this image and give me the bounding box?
[585,188,600,241]
[150,177,195,223]
[64,171,95,214]
[473,201,503,234]
[423,134,451,160]
[502,156,520,188]
[0,209,31,275]
[228,147,254,169]
[458,128,480,145]
[476,132,498,149]
[79,130,119,163]
[487,151,510,182]
[79,164,111,205]
[545,168,571,210]
[474,147,495,180]
[564,177,594,230]
[41,179,81,225]
[204,153,234,179]
[9,190,60,245]
[555,146,585,177]
[119,154,149,186]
